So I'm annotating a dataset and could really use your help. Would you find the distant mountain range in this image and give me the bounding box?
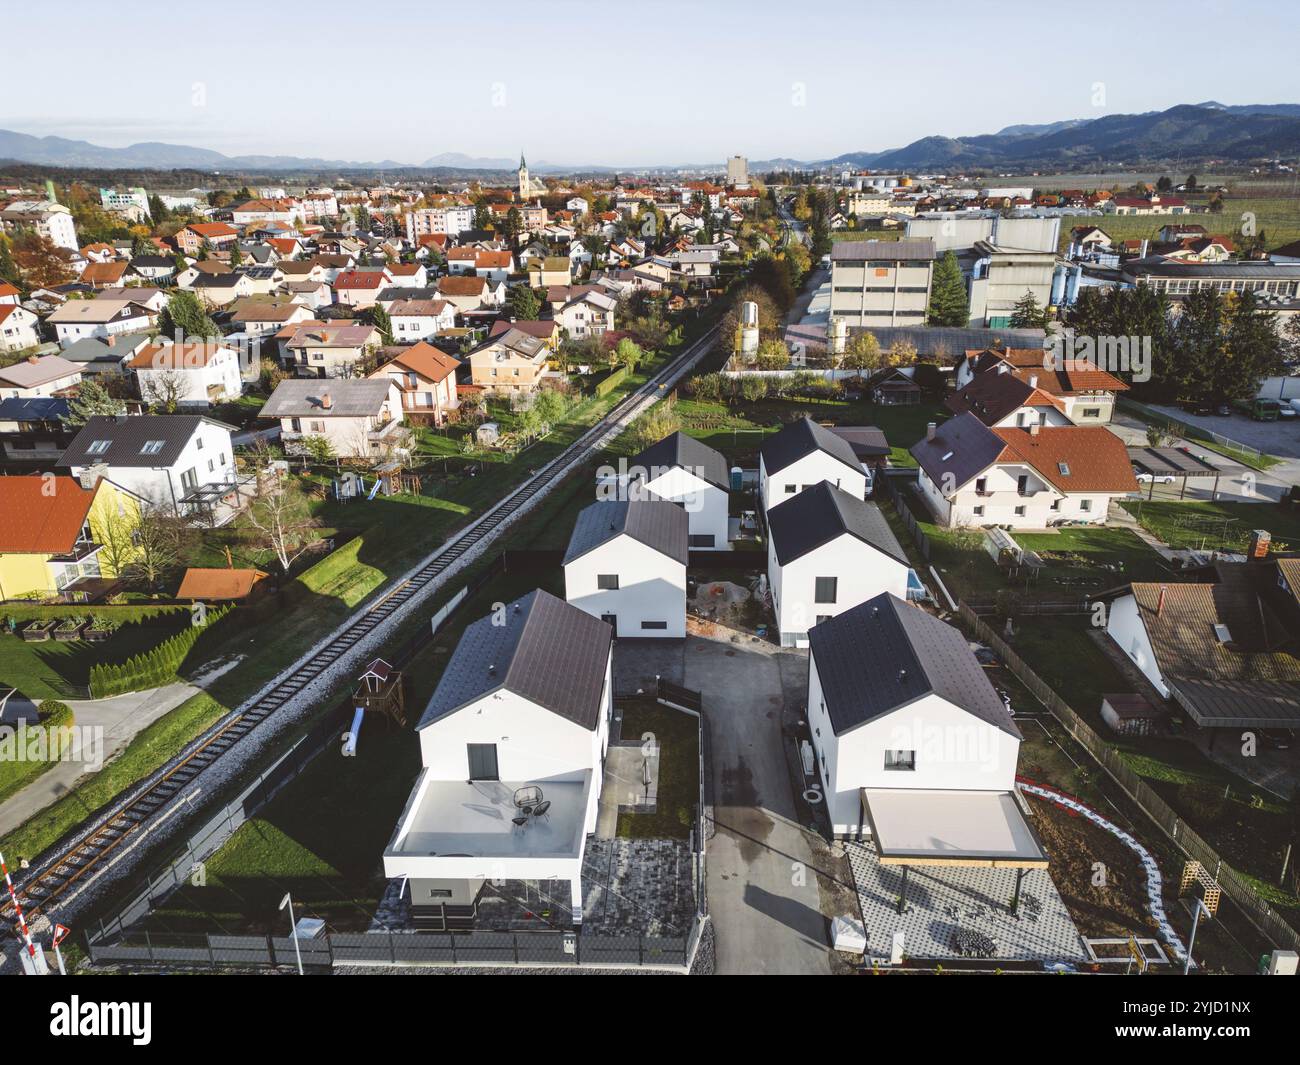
[825,103,1300,170]
[3,102,1300,175]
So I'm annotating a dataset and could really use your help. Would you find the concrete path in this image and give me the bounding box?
[687,634,837,974]
[0,657,243,839]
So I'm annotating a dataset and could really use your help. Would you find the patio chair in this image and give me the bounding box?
[513,785,543,810]
[511,815,529,828]
[530,800,551,821]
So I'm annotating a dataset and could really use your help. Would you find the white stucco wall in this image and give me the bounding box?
[1105,593,1168,696]
[642,466,730,549]
[564,536,686,637]
[760,451,866,513]
[768,532,909,646]
[808,654,1021,835]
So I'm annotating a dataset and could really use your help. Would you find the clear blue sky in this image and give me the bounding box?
[6,0,1299,166]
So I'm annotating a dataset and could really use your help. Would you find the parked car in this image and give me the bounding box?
[1134,469,1176,484]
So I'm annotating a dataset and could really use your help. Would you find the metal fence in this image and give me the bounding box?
[877,471,931,562]
[958,601,1300,953]
[86,928,693,971]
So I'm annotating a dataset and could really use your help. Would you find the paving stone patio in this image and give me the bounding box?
[370,837,695,937]
[845,842,1088,963]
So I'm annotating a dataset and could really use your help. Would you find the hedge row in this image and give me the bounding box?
[594,365,631,397]
[89,605,233,698]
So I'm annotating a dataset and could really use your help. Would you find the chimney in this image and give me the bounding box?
[1156,584,1167,617]
[27,354,39,364]
[1248,529,1271,560]
[79,462,109,491]
[1029,422,1040,436]
[1028,373,1038,388]
[320,392,333,410]
[926,422,937,442]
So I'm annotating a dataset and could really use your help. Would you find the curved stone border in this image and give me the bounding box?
[1020,782,1192,967]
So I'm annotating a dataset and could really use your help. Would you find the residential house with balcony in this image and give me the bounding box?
[467,327,552,396]
[911,413,1139,529]
[61,414,238,515]
[283,322,381,378]
[366,341,460,426]
[127,340,244,410]
[0,473,143,600]
[261,378,403,459]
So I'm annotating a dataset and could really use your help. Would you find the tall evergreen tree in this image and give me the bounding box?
[1009,289,1050,330]
[927,250,969,327]
[158,290,219,339]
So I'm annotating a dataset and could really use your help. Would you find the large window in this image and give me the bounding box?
[884,749,916,771]
[467,743,499,781]
[814,576,838,604]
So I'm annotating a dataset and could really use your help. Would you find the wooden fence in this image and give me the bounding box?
[959,601,1300,953]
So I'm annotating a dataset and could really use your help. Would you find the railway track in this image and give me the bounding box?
[3,324,719,923]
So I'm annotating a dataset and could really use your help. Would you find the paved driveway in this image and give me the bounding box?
[685,633,852,974]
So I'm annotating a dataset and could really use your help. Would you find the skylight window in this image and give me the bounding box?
[140,440,165,455]
[941,451,954,461]
[87,440,111,454]
[1058,461,1071,476]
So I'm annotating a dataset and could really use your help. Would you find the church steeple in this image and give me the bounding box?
[518,153,530,198]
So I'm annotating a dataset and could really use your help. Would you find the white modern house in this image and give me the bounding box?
[759,416,868,512]
[61,414,238,514]
[46,299,157,347]
[0,305,40,352]
[626,432,730,550]
[766,481,910,647]
[910,413,1139,529]
[383,590,613,926]
[563,499,688,638]
[127,341,244,410]
[807,593,1034,857]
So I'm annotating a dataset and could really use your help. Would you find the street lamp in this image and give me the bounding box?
[279,892,303,976]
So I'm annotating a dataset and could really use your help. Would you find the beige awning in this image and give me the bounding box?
[860,788,1049,869]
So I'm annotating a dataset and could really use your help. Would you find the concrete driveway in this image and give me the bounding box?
[0,657,242,839]
[685,633,853,974]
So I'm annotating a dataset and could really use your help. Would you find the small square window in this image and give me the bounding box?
[814,576,838,604]
[972,505,984,517]
[1014,505,1026,517]
[597,574,619,590]
[884,750,916,771]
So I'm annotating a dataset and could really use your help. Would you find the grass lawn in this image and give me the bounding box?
[886,489,1174,602]
[129,726,421,936]
[1001,616,1300,919]
[1120,499,1300,552]
[615,699,700,841]
[677,395,946,469]
[1058,194,1300,254]
[0,615,192,701]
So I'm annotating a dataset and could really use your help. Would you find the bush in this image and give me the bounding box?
[37,700,74,730]
[594,365,631,397]
[687,373,723,402]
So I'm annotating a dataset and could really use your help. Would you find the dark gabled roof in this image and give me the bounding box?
[61,414,231,468]
[563,499,688,566]
[760,416,863,478]
[632,431,729,491]
[909,412,1005,493]
[416,590,612,731]
[809,593,1021,738]
[766,481,907,567]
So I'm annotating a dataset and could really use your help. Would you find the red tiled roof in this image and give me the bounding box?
[334,270,386,289]
[176,567,267,600]
[991,426,1140,493]
[0,476,98,554]
[127,341,233,370]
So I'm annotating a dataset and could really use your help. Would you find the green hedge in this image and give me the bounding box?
[89,605,233,698]
[594,365,631,397]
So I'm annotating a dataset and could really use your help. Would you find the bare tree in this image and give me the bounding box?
[95,498,139,580]
[133,504,187,589]
[141,368,189,413]
[242,473,322,574]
